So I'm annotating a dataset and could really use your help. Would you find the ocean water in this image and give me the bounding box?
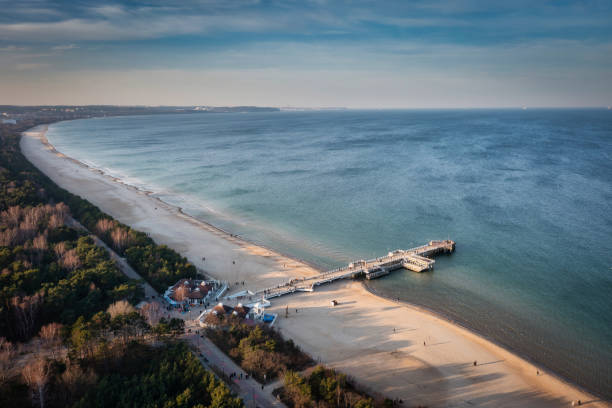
[46,110,612,397]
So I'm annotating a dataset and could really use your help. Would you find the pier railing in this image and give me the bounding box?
[252,240,455,299]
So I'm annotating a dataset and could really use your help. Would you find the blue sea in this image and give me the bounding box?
[46,109,612,397]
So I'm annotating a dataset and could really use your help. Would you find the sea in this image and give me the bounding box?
[46,109,612,398]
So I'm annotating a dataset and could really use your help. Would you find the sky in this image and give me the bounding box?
[0,0,611,108]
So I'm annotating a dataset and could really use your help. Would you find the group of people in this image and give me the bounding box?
[228,371,269,391]
[229,372,248,380]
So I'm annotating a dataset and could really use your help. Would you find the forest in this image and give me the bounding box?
[206,322,314,383]
[1,111,395,408]
[0,116,241,407]
[0,204,142,342]
[280,366,378,408]
[206,320,399,408]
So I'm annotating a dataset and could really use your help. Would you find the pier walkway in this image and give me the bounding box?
[255,240,455,300]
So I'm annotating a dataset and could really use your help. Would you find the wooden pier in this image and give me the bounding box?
[255,240,455,299]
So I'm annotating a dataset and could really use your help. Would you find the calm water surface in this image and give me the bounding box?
[47,110,612,397]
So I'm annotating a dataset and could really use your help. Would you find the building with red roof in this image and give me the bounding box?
[167,279,214,304]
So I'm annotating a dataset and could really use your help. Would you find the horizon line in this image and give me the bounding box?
[2,104,611,110]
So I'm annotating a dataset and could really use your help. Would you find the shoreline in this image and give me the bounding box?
[21,122,609,407]
[360,283,599,399]
[40,122,327,278]
[38,120,593,395]
[32,123,324,285]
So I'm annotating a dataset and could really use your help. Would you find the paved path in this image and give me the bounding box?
[67,217,158,298]
[68,216,285,407]
[185,332,285,408]
[91,235,158,299]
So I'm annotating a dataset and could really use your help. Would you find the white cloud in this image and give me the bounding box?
[91,5,128,18]
[348,12,468,28]
[0,45,26,51]
[51,44,79,51]
[0,13,287,42]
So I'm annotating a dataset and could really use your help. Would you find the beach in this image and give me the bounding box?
[21,124,609,407]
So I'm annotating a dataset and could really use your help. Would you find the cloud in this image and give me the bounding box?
[348,12,468,28]
[1,1,610,45]
[0,0,610,107]
[0,14,286,42]
[90,5,127,18]
[13,62,50,70]
[51,43,78,50]
[3,66,611,107]
[0,45,26,51]
[165,38,612,78]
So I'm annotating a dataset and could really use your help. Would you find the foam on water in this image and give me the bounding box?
[46,110,612,397]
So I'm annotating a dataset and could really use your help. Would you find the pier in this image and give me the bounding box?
[256,240,455,299]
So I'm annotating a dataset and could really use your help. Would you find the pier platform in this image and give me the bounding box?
[255,240,455,299]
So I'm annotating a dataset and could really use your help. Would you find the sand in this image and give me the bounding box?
[20,124,609,407]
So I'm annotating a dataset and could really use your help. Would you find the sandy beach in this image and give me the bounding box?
[21,124,609,407]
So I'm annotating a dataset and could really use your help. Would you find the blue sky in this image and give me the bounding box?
[1,0,611,107]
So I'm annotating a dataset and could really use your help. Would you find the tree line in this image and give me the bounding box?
[0,205,143,342]
[1,118,197,293]
[205,318,403,408]
[1,297,240,408]
[0,117,241,407]
[280,366,380,408]
[206,322,314,384]
[2,113,403,407]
